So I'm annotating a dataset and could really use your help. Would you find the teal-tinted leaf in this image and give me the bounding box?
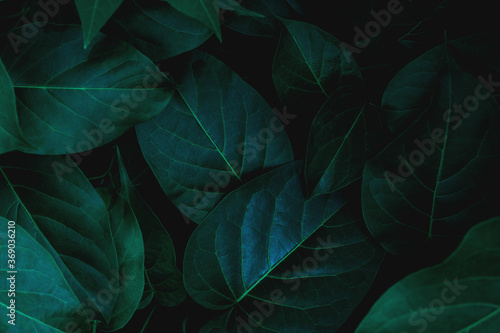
[0,153,119,323]
[0,220,90,332]
[0,58,32,155]
[97,187,145,330]
[273,18,362,112]
[363,41,500,254]
[75,0,124,48]
[137,51,293,223]
[108,0,213,62]
[356,217,500,333]
[116,148,186,307]
[306,83,369,197]
[218,0,263,18]
[163,0,221,41]
[199,311,232,333]
[223,0,302,37]
[1,25,172,155]
[184,161,384,332]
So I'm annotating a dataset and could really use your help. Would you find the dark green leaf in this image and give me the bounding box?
[115,148,186,307]
[273,18,362,112]
[363,41,500,254]
[356,217,500,333]
[1,25,172,155]
[184,161,384,332]
[137,51,293,223]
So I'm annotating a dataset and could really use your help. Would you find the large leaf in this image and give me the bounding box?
[115,148,186,307]
[0,58,31,155]
[163,0,221,41]
[362,41,500,254]
[305,83,370,197]
[272,18,362,113]
[107,0,213,62]
[137,51,293,223]
[0,220,90,332]
[75,0,124,48]
[184,161,384,332]
[1,25,172,155]
[356,217,500,332]
[0,153,119,323]
[97,187,145,331]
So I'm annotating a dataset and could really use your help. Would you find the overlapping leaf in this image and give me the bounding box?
[137,51,293,223]
[356,217,500,332]
[273,18,362,113]
[75,0,124,48]
[362,40,500,254]
[115,148,186,308]
[184,161,384,332]
[306,83,370,197]
[1,25,172,155]
[107,0,213,62]
[0,220,89,332]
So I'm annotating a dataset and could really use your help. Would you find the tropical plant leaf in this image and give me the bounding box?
[107,0,213,62]
[0,220,90,332]
[75,0,124,48]
[306,83,370,197]
[1,25,172,155]
[162,0,221,41]
[115,147,186,308]
[218,0,264,18]
[137,51,293,223]
[0,58,32,155]
[184,161,384,332]
[96,187,145,331]
[356,217,500,333]
[273,18,362,113]
[0,153,119,324]
[362,41,500,254]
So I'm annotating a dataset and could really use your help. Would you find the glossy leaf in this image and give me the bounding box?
[0,153,119,324]
[75,0,124,48]
[1,25,172,155]
[273,18,362,112]
[137,51,293,223]
[0,220,89,332]
[306,83,370,197]
[0,58,31,155]
[116,148,186,307]
[363,41,500,254]
[108,0,213,62]
[356,217,500,333]
[184,161,384,332]
[163,0,221,41]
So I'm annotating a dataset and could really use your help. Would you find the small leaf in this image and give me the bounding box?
[356,217,500,333]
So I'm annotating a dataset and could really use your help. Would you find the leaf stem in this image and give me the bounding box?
[140,304,157,333]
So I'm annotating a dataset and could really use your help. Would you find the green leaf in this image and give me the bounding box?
[356,217,500,333]
[163,0,221,41]
[1,25,172,155]
[115,148,186,307]
[218,0,264,18]
[97,187,145,331]
[0,153,119,323]
[306,83,370,197]
[107,0,213,62]
[273,18,362,112]
[184,161,384,332]
[137,51,293,223]
[75,0,124,48]
[362,41,500,254]
[0,58,32,155]
[0,220,90,332]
